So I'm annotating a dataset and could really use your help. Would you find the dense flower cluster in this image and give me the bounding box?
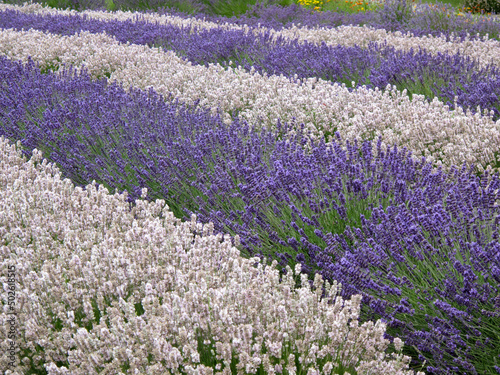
[0,136,421,374]
[1,1,500,374]
[1,27,499,177]
[1,53,500,373]
[3,1,500,69]
[4,0,500,39]
[2,7,500,121]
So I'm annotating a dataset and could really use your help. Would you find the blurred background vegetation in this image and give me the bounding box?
[0,0,497,19]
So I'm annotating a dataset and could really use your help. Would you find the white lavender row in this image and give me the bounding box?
[3,2,500,70]
[0,136,421,374]
[1,27,499,176]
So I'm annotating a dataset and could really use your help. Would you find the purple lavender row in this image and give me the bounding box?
[1,55,500,374]
[2,8,500,121]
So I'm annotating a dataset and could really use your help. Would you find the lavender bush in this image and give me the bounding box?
[0,136,423,375]
[1,55,500,373]
[112,0,209,13]
[318,160,500,374]
[3,27,499,179]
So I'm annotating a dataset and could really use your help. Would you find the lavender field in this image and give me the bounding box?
[1,0,500,373]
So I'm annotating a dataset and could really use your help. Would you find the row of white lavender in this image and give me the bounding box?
[1,26,499,178]
[3,1,500,71]
[0,137,422,375]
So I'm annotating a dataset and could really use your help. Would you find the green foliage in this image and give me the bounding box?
[419,0,464,8]
[462,0,500,13]
[105,0,116,11]
[195,0,259,17]
[321,0,383,14]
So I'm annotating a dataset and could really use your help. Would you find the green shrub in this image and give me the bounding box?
[462,0,500,14]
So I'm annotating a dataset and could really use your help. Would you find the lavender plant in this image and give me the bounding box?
[112,0,208,13]
[396,1,500,36]
[318,159,500,374]
[0,135,422,375]
[1,56,499,373]
[375,0,414,25]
